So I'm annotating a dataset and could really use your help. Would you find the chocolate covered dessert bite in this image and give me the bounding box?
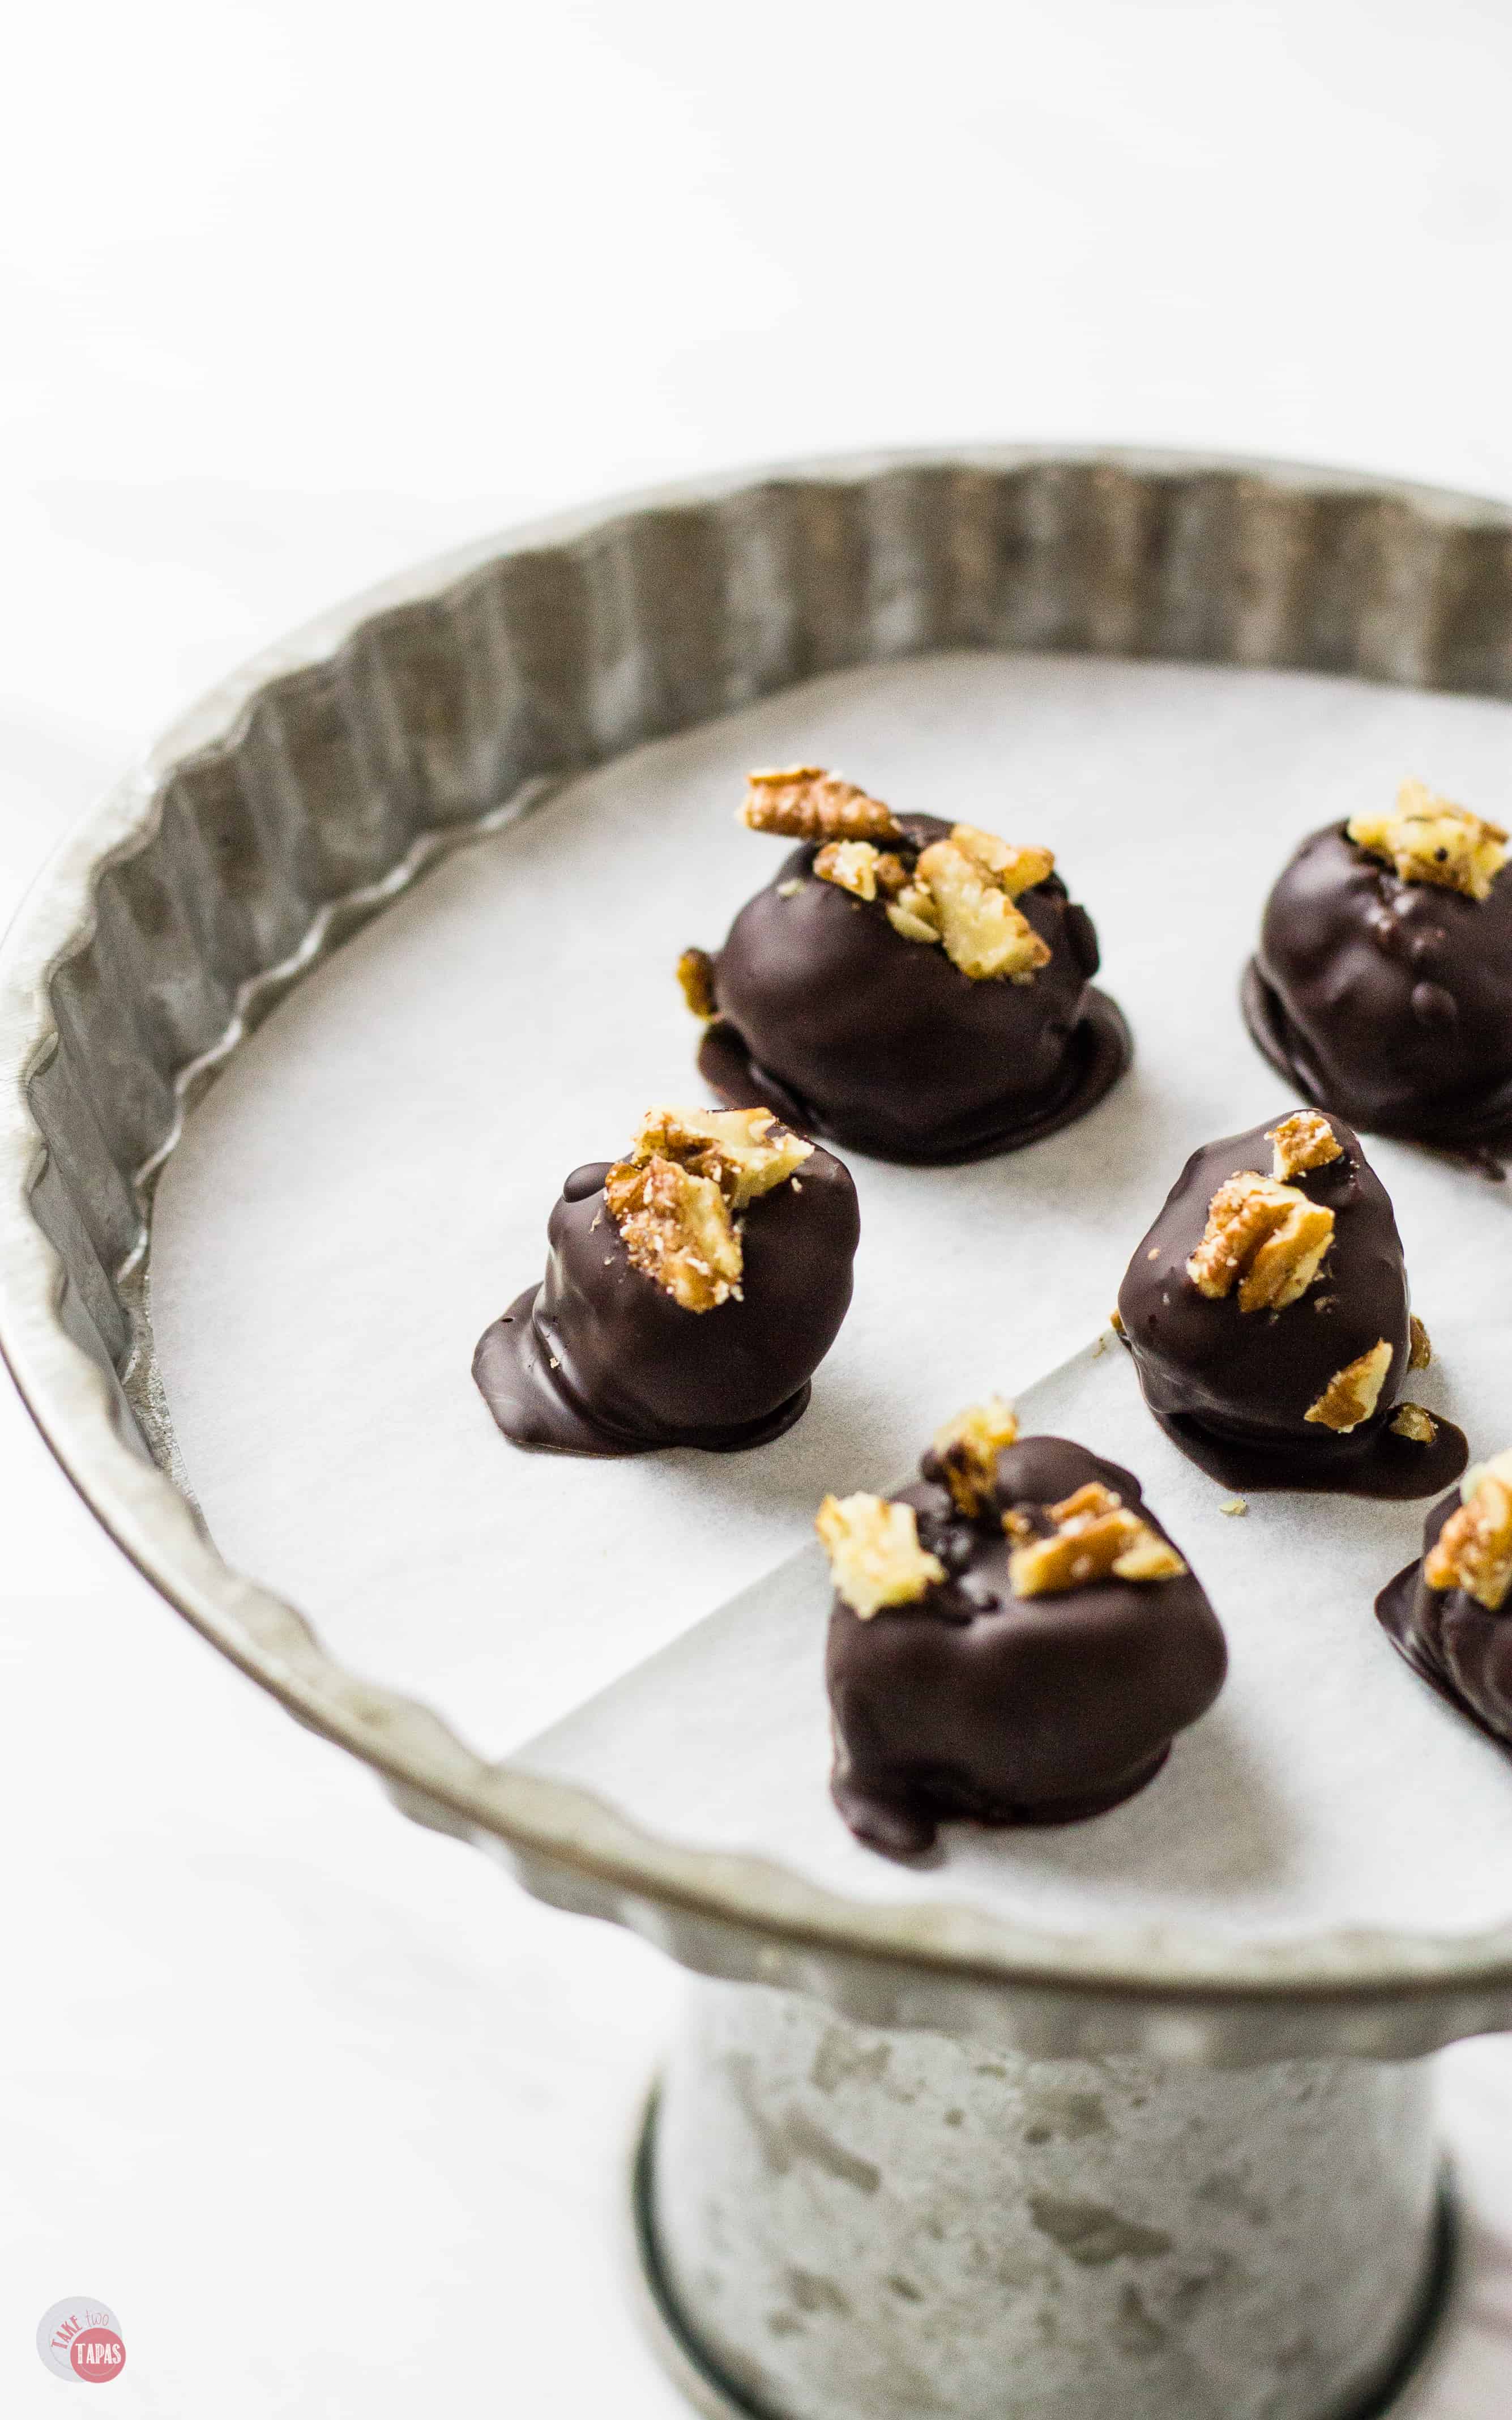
[1377,1452,1512,1750]
[819,1402,1226,1857]
[1244,778,1512,1161]
[680,767,1130,1164]
[473,1106,858,1456]
[1117,1110,1467,1498]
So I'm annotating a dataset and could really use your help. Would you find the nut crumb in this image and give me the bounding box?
[1304,1338,1393,1432]
[817,1493,945,1617]
[1007,1479,1186,1597]
[1219,1497,1249,1517]
[1390,1403,1437,1443]
[776,877,804,898]
[1425,1448,1512,1609]
[1090,1335,1107,1359]
[1266,1110,1343,1181]
[1347,777,1508,902]
[676,946,718,1022]
[1409,1314,1432,1370]
[605,1106,813,1313]
[742,766,900,844]
[1187,1171,1334,1313]
[1109,1307,1126,1335]
[931,1395,1019,1519]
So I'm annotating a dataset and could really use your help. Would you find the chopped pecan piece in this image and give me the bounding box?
[1007,1480,1186,1597]
[885,881,943,944]
[741,766,900,845]
[1347,778,1508,902]
[1266,1110,1342,1181]
[1304,1338,1393,1432]
[1409,1314,1432,1370]
[1390,1403,1437,1443]
[948,825,1056,898]
[631,1105,812,1208]
[816,1493,946,1618]
[930,1395,1020,1519]
[605,1107,813,1311]
[1186,1173,1335,1313]
[915,837,1053,982]
[1424,1449,1512,1610]
[676,946,718,1022]
[605,1157,742,1313]
[814,839,884,901]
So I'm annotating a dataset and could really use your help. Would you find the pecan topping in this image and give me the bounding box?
[1266,1110,1342,1181]
[1425,1451,1512,1609]
[1187,1173,1335,1313]
[1409,1314,1432,1370]
[1390,1403,1437,1443]
[948,825,1056,898]
[930,1395,1020,1519]
[604,1107,813,1313]
[1347,778,1508,902]
[817,1493,945,1618]
[741,766,900,845]
[676,946,718,1022]
[884,881,943,944]
[1304,1339,1393,1432]
[814,839,887,900]
[914,836,1053,982]
[1007,1479,1186,1597]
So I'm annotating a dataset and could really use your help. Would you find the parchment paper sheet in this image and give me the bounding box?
[151,651,1512,1940]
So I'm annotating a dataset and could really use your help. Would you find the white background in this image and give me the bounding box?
[5,2,1512,2411]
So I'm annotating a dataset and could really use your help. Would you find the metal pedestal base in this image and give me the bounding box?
[631,1983,1455,2420]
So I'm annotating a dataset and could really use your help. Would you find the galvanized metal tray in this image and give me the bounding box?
[7,446,1512,2061]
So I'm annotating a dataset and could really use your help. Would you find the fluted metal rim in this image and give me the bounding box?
[8,445,1512,2060]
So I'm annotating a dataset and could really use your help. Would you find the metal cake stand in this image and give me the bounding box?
[5,448,1512,2420]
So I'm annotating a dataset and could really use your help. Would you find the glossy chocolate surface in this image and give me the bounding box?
[1117,1114,1467,1498]
[698,816,1130,1164]
[826,1434,1227,1859]
[1377,1489,1512,1754]
[1245,823,1512,1154]
[473,1145,860,1457]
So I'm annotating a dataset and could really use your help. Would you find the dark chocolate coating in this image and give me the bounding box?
[699,816,1130,1164]
[1244,823,1512,1152]
[1377,1489,1512,1753]
[826,1435,1227,1859]
[1117,1114,1467,1498]
[473,1145,860,1456]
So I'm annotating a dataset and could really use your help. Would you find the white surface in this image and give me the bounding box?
[7,2,1512,2412]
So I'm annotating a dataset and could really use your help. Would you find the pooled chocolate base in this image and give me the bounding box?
[699,820,1131,1165]
[1117,1114,1466,1501]
[699,989,1132,1166]
[1146,1399,1468,1501]
[473,1145,859,1459]
[1377,1491,1512,1753]
[1243,822,1512,1166]
[1242,958,1512,1176]
[826,1437,1226,1859]
[472,1287,812,1458]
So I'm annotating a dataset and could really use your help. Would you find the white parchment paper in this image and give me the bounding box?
[150,651,1512,1938]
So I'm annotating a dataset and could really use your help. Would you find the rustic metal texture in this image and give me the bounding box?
[647,1982,1448,2420]
[6,448,1512,2058]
